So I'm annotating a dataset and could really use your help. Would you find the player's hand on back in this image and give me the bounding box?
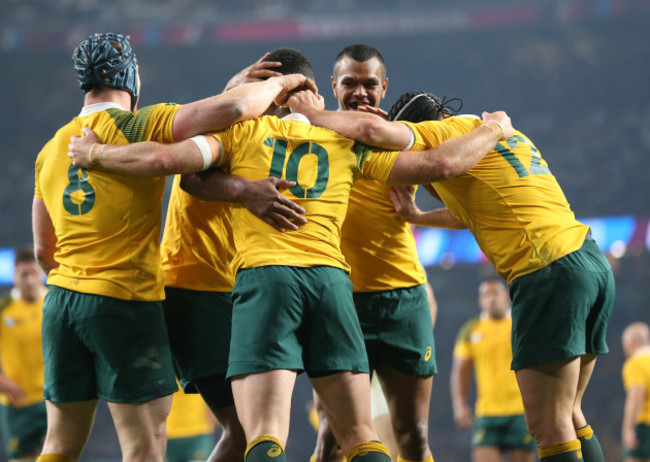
[224,53,283,91]
[68,126,101,169]
[481,110,514,140]
[242,176,308,232]
[388,185,422,223]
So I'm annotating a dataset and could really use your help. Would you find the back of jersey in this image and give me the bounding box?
[412,117,588,283]
[213,115,398,273]
[34,103,179,301]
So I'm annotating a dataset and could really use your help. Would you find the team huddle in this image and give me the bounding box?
[24,32,616,462]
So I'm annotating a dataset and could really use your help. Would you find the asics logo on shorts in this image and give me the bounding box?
[267,444,282,458]
[424,346,432,361]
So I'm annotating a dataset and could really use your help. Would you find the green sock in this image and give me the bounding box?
[347,442,391,462]
[576,425,604,462]
[245,435,286,462]
[539,439,583,461]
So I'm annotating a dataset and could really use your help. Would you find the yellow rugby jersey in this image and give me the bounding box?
[0,290,46,407]
[622,346,650,425]
[407,116,589,284]
[342,117,475,292]
[211,115,399,273]
[453,315,524,417]
[34,102,180,301]
[161,175,235,292]
[166,386,215,439]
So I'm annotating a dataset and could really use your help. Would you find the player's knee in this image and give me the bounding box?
[393,421,429,456]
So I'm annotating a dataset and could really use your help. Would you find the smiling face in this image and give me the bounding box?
[331,56,388,111]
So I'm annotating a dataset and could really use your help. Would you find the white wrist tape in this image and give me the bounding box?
[189,135,213,171]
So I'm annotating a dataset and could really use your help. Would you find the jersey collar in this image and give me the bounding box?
[79,102,126,117]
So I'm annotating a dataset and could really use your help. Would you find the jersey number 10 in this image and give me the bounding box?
[264,137,330,199]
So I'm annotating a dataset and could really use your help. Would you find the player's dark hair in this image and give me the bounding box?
[388,91,463,123]
[263,48,315,80]
[334,43,386,77]
[14,246,35,265]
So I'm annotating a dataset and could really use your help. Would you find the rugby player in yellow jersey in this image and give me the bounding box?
[65,48,513,462]
[161,50,310,462]
[621,322,650,462]
[451,278,534,462]
[311,43,439,462]
[32,33,317,462]
[0,247,47,462]
[319,90,614,462]
[165,385,216,462]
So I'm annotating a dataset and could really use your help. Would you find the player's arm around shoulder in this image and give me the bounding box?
[287,90,413,150]
[387,111,513,185]
[67,127,223,177]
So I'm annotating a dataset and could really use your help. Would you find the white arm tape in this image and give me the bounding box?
[189,135,213,171]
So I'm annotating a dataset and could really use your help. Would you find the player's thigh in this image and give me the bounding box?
[375,366,433,427]
[471,446,502,462]
[163,287,233,393]
[107,395,173,448]
[310,371,375,453]
[41,400,99,459]
[230,369,297,445]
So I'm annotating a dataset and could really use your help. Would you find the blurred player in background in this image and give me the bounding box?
[451,278,534,462]
[0,246,47,462]
[165,385,217,462]
[32,32,315,462]
[621,322,650,462]
[312,43,439,462]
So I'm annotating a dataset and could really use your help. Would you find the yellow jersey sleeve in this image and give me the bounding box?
[0,292,46,406]
[408,118,589,284]
[161,176,236,292]
[210,116,398,274]
[622,349,650,424]
[34,103,181,301]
